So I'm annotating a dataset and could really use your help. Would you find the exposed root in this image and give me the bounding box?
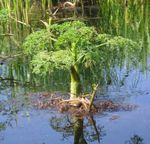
[59,97,90,109]
[30,90,137,117]
[34,97,137,117]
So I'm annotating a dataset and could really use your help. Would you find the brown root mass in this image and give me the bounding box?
[34,96,137,117]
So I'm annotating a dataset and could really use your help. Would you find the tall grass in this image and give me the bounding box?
[0,0,54,47]
[0,0,53,26]
[96,0,149,71]
[0,0,149,46]
[97,0,149,36]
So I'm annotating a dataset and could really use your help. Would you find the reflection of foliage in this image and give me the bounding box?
[0,122,6,142]
[50,115,74,139]
[49,115,105,143]
[0,101,15,141]
[0,123,6,131]
[0,91,31,142]
[84,117,105,143]
[0,91,31,130]
[126,134,144,144]
[0,102,3,111]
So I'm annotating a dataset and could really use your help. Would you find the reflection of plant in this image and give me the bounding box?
[0,122,6,131]
[50,115,74,139]
[49,115,105,143]
[126,134,144,144]
[23,21,141,98]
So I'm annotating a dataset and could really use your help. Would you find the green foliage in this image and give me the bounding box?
[31,51,53,74]
[23,30,55,55]
[52,21,97,66]
[50,50,73,69]
[31,50,73,74]
[23,21,98,74]
[23,21,141,75]
[95,34,140,67]
[53,23,96,51]
[50,21,87,36]
[0,8,10,24]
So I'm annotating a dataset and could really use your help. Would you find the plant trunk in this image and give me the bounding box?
[70,65,81,98]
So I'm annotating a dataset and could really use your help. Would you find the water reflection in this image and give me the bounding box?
[0,86,149,144]
[0,99,18,142]
[50,115,104,144]
[0,86,31,129]
[73,117,87,144]
[125,135,144,144]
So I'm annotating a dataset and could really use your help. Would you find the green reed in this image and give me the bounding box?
[0,0,53,26]
[96,0,149,71]
[0,0,53,50]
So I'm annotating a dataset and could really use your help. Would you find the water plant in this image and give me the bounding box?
[23,21,141,99]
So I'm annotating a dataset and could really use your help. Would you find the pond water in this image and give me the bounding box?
[0,1,150,144]
[0,63,150,144]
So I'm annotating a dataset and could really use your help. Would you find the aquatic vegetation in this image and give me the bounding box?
[23,21,141,99]
[23,29,55,55]
[0,1,149,144]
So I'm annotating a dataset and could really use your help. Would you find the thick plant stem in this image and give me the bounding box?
[70,65,81,99]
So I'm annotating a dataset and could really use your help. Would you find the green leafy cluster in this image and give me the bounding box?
[23,21,141,75]
[31,50,73,74]
[23,30,54,55]
[95,34,140,67]
[23,21,98,73]
[51,21,96,50]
